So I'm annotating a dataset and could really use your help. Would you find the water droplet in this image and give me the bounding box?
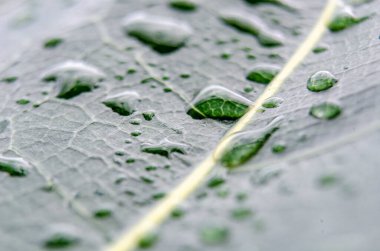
[309,102,341,120]
[0,156,30,177]
[220,10,283,47]
[44,38,64,49]
[138,233,158,249]
[245,0,293,10]
[142,111,155,121]
[169,0,198,11]
[307,71,337,92]
[231,208,252,220]
[93,208,112,219]
[200,226,229,245]
[122,12,192,53]
[129,118,141,125]
[152,192,166,200]
[262,97,283,108]
[1,76,17,83]
[16,99,30,105]
[313,46,328,54]
[187,85,252,120]
[180,73,191,79]
[220,117,282,168]
[42,61,105,99]
[318,174,341,188]
[141,139,187,158]
[44,226,80,249]
[246,65,280,84]
[131,131,142,137]
[272,143,286,153]
[207,177,225,188]
[328,6,368,32]
[171,208,185,219]
[103,91,140,116]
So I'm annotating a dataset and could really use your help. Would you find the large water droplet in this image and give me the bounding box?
[42,61,105,99]
[246,65,280,84]
[307,71,337,92]
[187,85,252,120]
[220,117,282,168]
[122,12,192,53]
[0,156,30,177]
[310,102,341,120]
[220,10,283,47]
[328,6,368,32]
[103,91,140,116]
[169,0,198,11]
[141,139,187,158]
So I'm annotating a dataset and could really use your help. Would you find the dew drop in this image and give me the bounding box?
[142,111,155,121]
[245,0,294,10]
[42,61,105,99]
[138,233,158,249]
[141,139,187,158]
[169,0,198,11]
[272,143,286,153]
[187,85,252,120]
[307,71,338,92]
[328,6,368,32]
[262,97,283,108]
[207,177,225,188]
[313,46,328,54]
[122,12,192,53]
[220,10,283,47]
[16,99,30,105]
[171,208,185,219]
[246,65,280,84]
[200,226,229,245]
[310,102,341,120]
[231,208,252,220]
[220,117,283,168]
[1,76,17,83]
[103,91,140,116]
[93,208,112,219]
[0,156,30,177]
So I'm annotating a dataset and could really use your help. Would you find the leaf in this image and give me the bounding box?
[0,0,379,251]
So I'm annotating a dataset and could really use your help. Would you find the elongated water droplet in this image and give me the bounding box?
[0,156,30,177]
[207,177,225,188]
[262,97,283,108]
[328,6,368,32]
[220,10,283,47]
[231,208,252,220]
[245,0,295,11]
[220,117,282,168]
[93,208,112,219]
[42,61,105,99]
[1,76,17,83]
[247,65,280,84]
[103,91,140,116]
[16,99,30,105]
[141,139,187,158]
[272,143,286,153]
[200,226,229,245]
[310,102,341,120]
[44,38,64,49]
[169,0,198,11]
[122,12,192,53]
[138,233,158,249]
[187,85,252,120]
[307,71,337,92]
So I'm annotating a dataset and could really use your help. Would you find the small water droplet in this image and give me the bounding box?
[307,71,337,92]
[200,226,229,245]
[272,143,286,153]
[309,102,341,120]
[207,177,225,188]
[169,0,198,11]
[245,0,294,11]
[42,61,105,99]
[93,208,112,219]
[0,156,30,177]
[142,111,155,121]
[246,65,280,84]
[171,208,185,219]
[131,131,142,137]
[231,208,252,220]
[129,118,141,125]
[44,38,64,49]
[141,139,187,158]
[43,226,80,249]
[328,6,368,32]
[262,97,283,108]
[1,76,18,83]
[220,10,283,47]
[318,174,341,188]
[122,12,192,53]
[103,91,140,116]
[187,85,252,120]
[313,46,328,54]
[220,117,283,168]
[138,233,158,249]
[16,99,30,105]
